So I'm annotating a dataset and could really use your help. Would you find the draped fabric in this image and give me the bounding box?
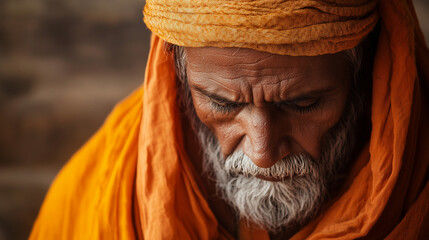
[144,0,379,56]
[30,0,428,239]
[30,87,143,240]
[135,35,225,239]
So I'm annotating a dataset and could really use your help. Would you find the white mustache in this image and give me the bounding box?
[224,151,319,180]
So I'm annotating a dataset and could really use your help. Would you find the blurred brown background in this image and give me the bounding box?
[0,0,428,239]
[0,0,150,239]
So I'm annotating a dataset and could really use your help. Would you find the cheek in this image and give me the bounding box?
[191,91,218,125]
[290,95,348,159]
[291,119,332,160]
[190,87,349,161]
[191,94,243,156]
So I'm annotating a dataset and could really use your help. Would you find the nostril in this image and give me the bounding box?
[242,134,292,169]
[243,109,290,168]
[243,140,278,168]
[250,152,277,168]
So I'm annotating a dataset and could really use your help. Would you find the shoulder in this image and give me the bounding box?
[30,87,144,240]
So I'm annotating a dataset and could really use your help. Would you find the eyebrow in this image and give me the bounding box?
[191,85,238,104]
[282,87,337,103]
[191,85,337,104]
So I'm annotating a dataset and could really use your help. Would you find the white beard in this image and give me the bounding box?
[191,100,357,232]
[176,63,359,232]
[173,44,361,233]
[196,127,325,232]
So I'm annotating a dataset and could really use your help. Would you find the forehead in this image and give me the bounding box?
[185,46,349,73]
[184,47,351,102]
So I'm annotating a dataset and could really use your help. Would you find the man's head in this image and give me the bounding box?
[172,45,365,232]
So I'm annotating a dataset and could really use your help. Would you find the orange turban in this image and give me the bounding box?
[144,0,379,56]
[30,0,429,239]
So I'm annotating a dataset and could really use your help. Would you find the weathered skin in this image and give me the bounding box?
[186,47,352,169]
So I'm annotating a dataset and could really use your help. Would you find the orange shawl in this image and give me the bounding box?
[30,0,429,239]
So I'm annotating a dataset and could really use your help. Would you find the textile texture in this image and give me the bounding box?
[30,0,428,239]
[144,0,379,56]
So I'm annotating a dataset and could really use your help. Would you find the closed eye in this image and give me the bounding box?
[210,100,246,114]
[191,86,246,114]
[276,98,321,114]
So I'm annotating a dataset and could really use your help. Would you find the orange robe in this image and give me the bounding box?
[30,0,429,239]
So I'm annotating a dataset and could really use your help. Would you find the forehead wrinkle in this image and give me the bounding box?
[239,83,253,102]
[189,68,242,83]
[199,71,306,104]
[188,51,302,85]
[187,60,248,83]
[236,65,298,72]
[232,54,273,66]
[188,52,264,68]
[192,48,274,63]
[236,73,304,95]
[250,82,266,105]
[188,70,243,99]
[203,77,242,96]
[261,82,281,102]
[236,68,296,78]
[232,64,305,84]
[279,76,307,100]
[189,56,289,80]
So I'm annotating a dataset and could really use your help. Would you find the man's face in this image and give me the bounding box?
[185,47,351,168]
[182,46,356,232]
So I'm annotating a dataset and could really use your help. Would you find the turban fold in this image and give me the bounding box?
[144,0,379,55]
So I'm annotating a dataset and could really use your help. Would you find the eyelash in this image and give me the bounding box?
[210,99,322,114]
[286,99,321,114]
[210,101,243,114]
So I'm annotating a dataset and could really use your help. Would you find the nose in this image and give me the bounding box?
[242,107,290,168]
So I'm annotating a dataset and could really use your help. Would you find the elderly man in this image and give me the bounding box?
[31,0,429,239]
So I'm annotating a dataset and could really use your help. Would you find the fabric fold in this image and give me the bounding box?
[30,0,428,239]
[144,0,379,56]
[136,35,224,240]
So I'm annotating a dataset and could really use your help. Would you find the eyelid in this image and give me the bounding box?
[210,100,244,114]
[289,98,319,107]
[211,97,233,106]
[192,86,239,105]
[277,97,314,106]
[275,97,322,114]
[215,99,246,108]
[205,92,245,106]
